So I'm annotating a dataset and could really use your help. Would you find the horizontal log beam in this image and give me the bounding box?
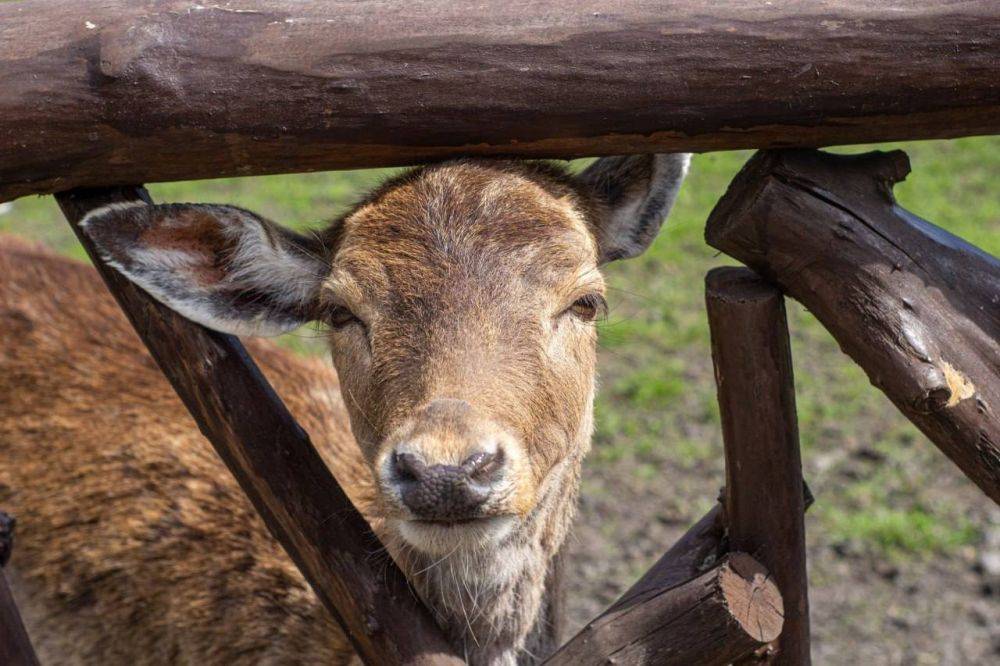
[545,552,783,666]
[55,188,463,666]
[706,149,1000,504]
[0,512,41,666]
[3,0,999,201]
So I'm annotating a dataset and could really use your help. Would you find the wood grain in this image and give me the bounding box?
[706,149,1000,505]
[2,1,998,201]
[706,267,811,665]
[56,188,462,666]
[545,552,783,666]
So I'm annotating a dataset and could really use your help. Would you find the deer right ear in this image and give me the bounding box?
[81,202,329,337]
[578,153,691,263]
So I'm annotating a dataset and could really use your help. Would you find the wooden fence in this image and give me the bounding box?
[1,1,998,664]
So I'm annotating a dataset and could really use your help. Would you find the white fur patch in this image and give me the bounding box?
[82,202,325,338]
[78,200,147,229]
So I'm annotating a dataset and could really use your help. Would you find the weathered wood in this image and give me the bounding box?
[609,484,814,617]
[706,267,811,665]
[3,1,999,202]
[0,512,41,666]
[545,552,783,666]
[706,150,1000,505]
[55,188,462,666]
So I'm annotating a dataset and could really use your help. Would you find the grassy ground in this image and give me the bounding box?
[3,137,998,663]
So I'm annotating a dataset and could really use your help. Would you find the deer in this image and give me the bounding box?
[0,153,689,665]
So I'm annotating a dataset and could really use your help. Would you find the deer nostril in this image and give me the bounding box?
[462,448,504,483]
[393,452,425,483]
[392,447,505,520]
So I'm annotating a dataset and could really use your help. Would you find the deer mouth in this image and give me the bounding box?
[412,517,480,526]
[396,515,518,554]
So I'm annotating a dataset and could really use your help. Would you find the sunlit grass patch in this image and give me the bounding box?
[823,505,979,560]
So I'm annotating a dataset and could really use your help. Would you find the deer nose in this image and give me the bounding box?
[392,449,504,520]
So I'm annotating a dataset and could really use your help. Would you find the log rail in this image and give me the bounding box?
[706,149,1000,504]
[707,268,811,665]
[1,0,999,201]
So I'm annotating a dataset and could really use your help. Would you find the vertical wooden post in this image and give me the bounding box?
[706,267,811,665]
[0,512,40,666]
[56,187,463,666]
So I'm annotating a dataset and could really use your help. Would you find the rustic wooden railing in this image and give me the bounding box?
[1,2,998,665]
[706,150,1000,504]
[1,0,998,203]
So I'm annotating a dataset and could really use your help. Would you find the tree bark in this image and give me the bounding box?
[706,149,1000,505]
[0,512,41,666]
[706,268,811,665]
[2,0,999,202]
[55,188,462,666]
[545,552,783,666]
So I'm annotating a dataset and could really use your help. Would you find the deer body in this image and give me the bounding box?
[0,155,688,665]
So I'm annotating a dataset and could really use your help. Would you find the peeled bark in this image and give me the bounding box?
[706,149,1000,504]
[2,1,999,201]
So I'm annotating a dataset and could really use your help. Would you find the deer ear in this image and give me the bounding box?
[81,202,328,337]
[578,153,691,263]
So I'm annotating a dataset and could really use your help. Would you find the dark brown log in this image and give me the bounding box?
[545,552,783,666]
[706,150,1000,505]
[55,188,462,666]
[3,1,999,202]
[706,268,811,665]
[0,512,41,666]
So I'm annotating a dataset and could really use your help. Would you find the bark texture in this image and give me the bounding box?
[707,267,811,665]
[2,1,999,201]
[545,552,783,666]
[706,149,1000,505]
[0,512,40,666]
[55,188,463,666]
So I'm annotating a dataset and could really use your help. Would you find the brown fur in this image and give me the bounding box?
[0,155,687,665]
[0,237,365,664]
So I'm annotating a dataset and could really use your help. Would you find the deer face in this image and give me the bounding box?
[83,156,689,557]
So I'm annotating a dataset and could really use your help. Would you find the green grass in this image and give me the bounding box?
[3,136,997,559]
[825,506,979,560]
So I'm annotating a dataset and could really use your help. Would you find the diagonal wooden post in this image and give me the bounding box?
[0,512,40,666]
[56,187,462,666]
[545,550,783,666]
[705,149,999,504]
[706,267,811,665]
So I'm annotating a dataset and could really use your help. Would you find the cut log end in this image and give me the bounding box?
[721,552,785,645]
[705,266,783,306]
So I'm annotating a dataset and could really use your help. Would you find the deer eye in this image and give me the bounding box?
[566,294,607,322]
[327,305,362,330]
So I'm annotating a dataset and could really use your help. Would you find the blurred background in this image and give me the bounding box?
[3,137,997,663]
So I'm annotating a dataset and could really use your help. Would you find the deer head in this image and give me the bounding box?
[82,154,689,661]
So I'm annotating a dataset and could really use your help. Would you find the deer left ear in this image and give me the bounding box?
[578,153,691,263]
[80,202,329,337]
